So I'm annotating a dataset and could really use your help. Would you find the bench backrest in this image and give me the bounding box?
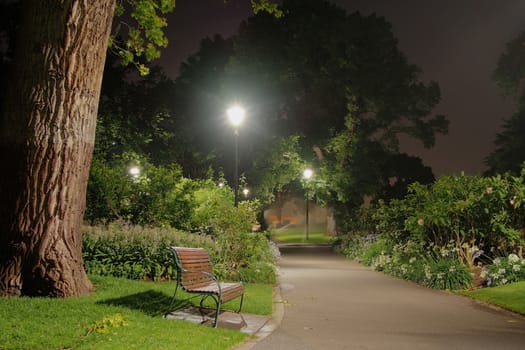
[170,246,214,290]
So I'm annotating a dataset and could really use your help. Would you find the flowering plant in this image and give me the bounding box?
[484,254,525,286]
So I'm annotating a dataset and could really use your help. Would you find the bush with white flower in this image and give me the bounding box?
[484,254,525,286]
[335,167,525,290]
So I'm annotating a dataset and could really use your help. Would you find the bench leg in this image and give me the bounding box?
[167,282,180,314]
[211,293,243,328]
[237,293,244,313]
[198,295,221,328]
[213,297,221,328]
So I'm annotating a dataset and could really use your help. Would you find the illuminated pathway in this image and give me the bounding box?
[249,245,525,350]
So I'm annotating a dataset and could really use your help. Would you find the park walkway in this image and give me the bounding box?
[249,244,525,350]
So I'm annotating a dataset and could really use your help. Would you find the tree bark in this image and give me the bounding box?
[0,0,115,297]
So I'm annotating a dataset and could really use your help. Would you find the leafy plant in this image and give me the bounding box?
[421,254,472,290]
[86,152,195,228]
[336,167,525,290]
[82,223,216,281]
[484,254,525,286]
[402,172,525,256]
[82,222,277,284]
[87,314,129,335]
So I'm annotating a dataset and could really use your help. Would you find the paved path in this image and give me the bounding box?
[251,245,525,350]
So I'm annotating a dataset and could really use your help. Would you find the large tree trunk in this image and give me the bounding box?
[0,0,115,297]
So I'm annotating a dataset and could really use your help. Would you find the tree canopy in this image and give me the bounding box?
[170,0,447,217]
[486,29,525,175]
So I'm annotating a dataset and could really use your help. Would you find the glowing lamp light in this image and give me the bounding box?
[303,168,313,180]
[129,166,140,178]
[227,105,245,128]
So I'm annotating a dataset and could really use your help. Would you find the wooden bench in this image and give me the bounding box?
[166,246,245,327]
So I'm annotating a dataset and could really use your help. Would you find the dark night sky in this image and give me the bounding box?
[158,0,525,177]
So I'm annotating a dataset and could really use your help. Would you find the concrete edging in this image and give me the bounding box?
[232,276,285,349]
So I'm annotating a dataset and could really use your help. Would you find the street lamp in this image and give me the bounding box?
[303,168,313,241]
[243,188,250,198]
[227,105,245,207]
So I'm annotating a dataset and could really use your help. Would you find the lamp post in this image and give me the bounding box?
[227,105,245,207]
[303,168,313,241]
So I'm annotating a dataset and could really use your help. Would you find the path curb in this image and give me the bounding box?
[232,274,285,349]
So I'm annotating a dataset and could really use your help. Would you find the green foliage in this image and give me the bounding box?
[420,254,472,290]
[172,0,447,211]
[86,152,195,228]
[358,239,390,266]
[251,0,283,17]
[334,234,366,260]
[321,110,442,221]
[97,63,189,167]
[341,236,473,290]
[82,222,277,284]
[109,0,281,76]
[484,254,525,287]
[111,0,175,76]
[217,231,277,284]
[189,179,234,232]
[346,171,525,257]
[82,223,213,280]
[404,172,525,251]
[336,168,525,290]
[207,200,278,283]
[250,135,306,204]
[87,314,129,335]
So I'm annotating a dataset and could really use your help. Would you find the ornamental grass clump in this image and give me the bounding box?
[420,253,472,290]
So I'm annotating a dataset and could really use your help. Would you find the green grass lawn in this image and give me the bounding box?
[271,225,335,244]
[458,281,525,315]
[0,275,273,350]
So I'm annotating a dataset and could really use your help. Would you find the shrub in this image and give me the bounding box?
[420,254,472,290]
[357,238,389,266]
[189,179,234,233]
[82,223,277,284]
[83,223,214,280]
[404,173,525,255]
[334,233,367,259]
[337,229,473,290]
[336,168,525,290]
[484,254,525,286]
[86,153,263,236]
[86,153,195,228]
[365,244,472,289]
